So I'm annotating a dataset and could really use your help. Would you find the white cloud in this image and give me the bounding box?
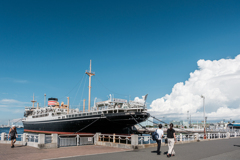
[0,99,31,108]
[0,77,28,83]
[149,55,240,121]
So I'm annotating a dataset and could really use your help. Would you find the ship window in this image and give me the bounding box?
[89,113,92,115]
[82,113,86,116]
[58,117,60,119]
[52,113,54,116]
[98,112,102,114]
[75,114,77,117]
[78,114,81,116]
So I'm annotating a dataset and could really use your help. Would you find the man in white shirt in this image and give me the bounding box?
[156,124,164,155]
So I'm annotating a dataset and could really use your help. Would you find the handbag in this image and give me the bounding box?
[165,138,168,144]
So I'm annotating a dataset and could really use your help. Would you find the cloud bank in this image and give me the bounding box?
[149,55,240,121]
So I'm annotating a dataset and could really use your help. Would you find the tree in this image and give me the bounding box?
[232,121,235,123]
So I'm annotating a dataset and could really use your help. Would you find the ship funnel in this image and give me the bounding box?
[48,98,58,107]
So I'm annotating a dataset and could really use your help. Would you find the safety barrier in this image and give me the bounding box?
[58,134,94,147]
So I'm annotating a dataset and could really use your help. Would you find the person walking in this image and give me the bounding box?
[167,123,176,158]
[156,124,164,155]
[8,125,18,148]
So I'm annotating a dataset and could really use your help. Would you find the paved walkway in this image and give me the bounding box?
[0,144,129,160]
[1,138,240,160]
[51,138,240,160]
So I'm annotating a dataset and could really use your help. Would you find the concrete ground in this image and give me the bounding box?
[49,138,240,160]
[0,144,129,160]
[1,138,240,160]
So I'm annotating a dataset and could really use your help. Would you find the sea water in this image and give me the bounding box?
[0,128,24,141]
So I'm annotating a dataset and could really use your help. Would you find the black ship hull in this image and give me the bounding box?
[23,112,150,134]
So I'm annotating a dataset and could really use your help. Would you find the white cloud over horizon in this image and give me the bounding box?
[149,54,240,121]
[0,99,31,108]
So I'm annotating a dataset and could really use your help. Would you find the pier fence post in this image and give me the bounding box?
[1,132,6,141]
[94,132,101,145]
[194,133,199,141]
[52,134,58,144]
[208,133,210,139]
[38,134,45,144]
[77,134,79,146]
[131,135,138,146]
[226,132,230,139]
[180,133,182,142]
[113,133,115,143]
[22,133,27,145]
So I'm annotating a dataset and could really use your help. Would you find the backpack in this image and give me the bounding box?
[152,129,159,141]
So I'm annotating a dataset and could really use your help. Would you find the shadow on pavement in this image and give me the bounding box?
[233,145,240,147]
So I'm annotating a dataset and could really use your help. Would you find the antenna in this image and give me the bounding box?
[44,93,46,107]
[86,60,95,112]
[31,93,36,108]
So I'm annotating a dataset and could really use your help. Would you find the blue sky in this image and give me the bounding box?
[0,0,240,124]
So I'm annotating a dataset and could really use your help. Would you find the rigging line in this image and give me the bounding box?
[130,115,151,132]
[12,118,23,124]
[59,73,86,100]
[72,74,86,107]
[79,75,88,109]
[74,117,101,134]
[150,115,194,133]
[95,76,128,97]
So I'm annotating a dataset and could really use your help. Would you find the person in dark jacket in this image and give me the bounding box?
[167,123,176,157]
[8,125,18,148]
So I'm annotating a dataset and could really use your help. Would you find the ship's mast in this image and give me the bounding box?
[31,93,36,108]
[86,60,95,112]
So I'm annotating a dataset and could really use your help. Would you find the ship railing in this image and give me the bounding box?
[98,134,131,144]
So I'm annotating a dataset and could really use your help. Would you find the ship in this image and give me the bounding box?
[22,60,150,135]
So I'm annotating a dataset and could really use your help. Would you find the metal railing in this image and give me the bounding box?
[58,134,94,147]
[98,134,131,144]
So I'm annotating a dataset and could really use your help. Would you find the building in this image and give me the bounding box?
[227,123,240,129]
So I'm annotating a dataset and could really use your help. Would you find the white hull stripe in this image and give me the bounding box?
[23,116,106,124]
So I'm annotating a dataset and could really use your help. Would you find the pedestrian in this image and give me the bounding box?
[156,124,164,155]
[8,125,18,148]
[167,123,176,158]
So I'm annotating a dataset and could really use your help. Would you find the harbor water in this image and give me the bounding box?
[0,128,24,141]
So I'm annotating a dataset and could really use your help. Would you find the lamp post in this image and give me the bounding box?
[201,95,206,139]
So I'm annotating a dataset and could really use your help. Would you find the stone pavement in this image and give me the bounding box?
[0,144,129,160]
[50,138,240,160]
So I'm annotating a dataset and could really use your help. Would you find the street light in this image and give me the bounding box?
[201,95,206,139]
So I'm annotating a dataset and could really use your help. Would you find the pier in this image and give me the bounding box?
[0,136,239,160]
